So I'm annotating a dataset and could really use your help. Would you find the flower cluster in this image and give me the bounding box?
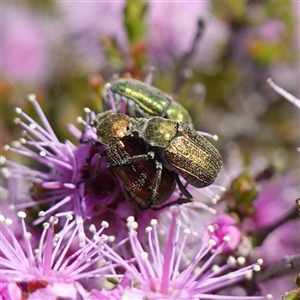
[1,79,298,299]
[0,206,273,299]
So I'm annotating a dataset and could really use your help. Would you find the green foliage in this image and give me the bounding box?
[124,0,148,44]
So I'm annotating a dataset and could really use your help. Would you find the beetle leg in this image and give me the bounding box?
[108,151,155,168]
[148,160,163,206]
[79,137,102,147]
[177,180,190,199]
[94,151,106,175]
[123,186,143,211]
[151,196,192,211]
[175,175,194,203]
[123,185,153,212]
[157,191,192,210]
[124,160,163,211]
[137,201,153,211]
[151,175,194,211]
[76,150,106,188]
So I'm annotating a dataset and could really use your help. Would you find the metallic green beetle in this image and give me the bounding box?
[126,116,222,188]
[102,78,194,128]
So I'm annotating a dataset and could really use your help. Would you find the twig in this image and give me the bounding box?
[172,18,206,96]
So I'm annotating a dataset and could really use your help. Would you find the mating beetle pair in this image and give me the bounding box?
[91,112,177,210]
[89,78,222,210]
[92,110,222,210]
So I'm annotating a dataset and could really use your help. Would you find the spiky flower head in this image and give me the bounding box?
[2,94,135,242]
[92,208,273,300]
[0,211,125,299]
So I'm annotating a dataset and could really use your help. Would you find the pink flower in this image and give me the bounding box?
[96,210,272,299]
[0,212,124,298]
[208,214,242,253]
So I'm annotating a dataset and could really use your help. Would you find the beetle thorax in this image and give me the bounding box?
[95,113,135,145]
[139,117,177,148]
